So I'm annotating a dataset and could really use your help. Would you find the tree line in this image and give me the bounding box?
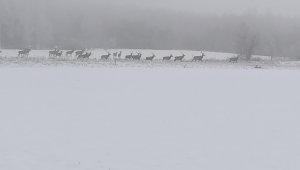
[1,0,300,59]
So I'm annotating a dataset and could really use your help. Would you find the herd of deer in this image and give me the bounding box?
[15,49,241,62]
[47,49,209,62]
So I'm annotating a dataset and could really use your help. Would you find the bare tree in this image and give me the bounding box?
[236,23,259,60]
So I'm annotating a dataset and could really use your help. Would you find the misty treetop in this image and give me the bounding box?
[1,0,300,58]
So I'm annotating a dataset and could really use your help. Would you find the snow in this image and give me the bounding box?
[0,68,300,170]
[2,49,299,69]
[0,49,271,61]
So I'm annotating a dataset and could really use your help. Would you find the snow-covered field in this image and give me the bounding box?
[1,49,299,69]
[1,49,256,60]
[0,68,300,170]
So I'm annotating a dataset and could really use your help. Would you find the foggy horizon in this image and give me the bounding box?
[119,0,300,17]
[1,0,300,58]
[4,0,300,17]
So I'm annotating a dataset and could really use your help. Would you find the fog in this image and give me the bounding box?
[33,0,300,16]
[115,0,300,16]
[1,0,300,58]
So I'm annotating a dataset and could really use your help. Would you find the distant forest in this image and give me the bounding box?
[1,0,300,58]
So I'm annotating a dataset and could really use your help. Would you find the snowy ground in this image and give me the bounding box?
[1,49,299,69]
[0,68,300,170]
[1,49,266,61]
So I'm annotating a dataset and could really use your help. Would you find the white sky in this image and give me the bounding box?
[18,0,300,17]
[112,0,300,16]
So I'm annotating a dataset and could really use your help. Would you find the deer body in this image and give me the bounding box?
[66,50,75,56]
[78,52,92,59]
[132,53,142,60]
[193,53,205,62]
[49,49,59,57]
[174,54,185,61]
[75,50,85,56]
[56,51,63,57]
[101,52,111,60]
[163,54,173,61]
[125,53,133,60]
[146,54,156,61]
[18,49,31,57]
[113,52,118,58]
[118,51,122,58]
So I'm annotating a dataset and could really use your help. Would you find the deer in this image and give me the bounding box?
[132,53,142,60]
[49,49,59,57]
[101,52,111,60]
[18,48,31,57]
[66,50,75,56]
[113,52,118,58]
[174,53,185,61]
[229,56,239,63]
[56,51,63,57]
[125,53,133,60]
[75,49,85,56]
[146,53,156,61]
[163,54,173,61]
[193,52,205,62]
[118,51,122,58]
[78,52,92,59]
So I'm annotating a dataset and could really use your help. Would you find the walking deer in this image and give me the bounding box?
[101,52,111,60]
[49,49,59,57]
[125,53,133,60]
[193,52,205,62]
[163,54,173,61]
[66,50,75,56]
[56,51,63,57]
[132,53,142,60]
[146,53,156,61]
[18,49,31,57]
[113,52,118,58]
[118,51,122,58]
[174,53,185,61]
[78,52,92,59]
[75,50,85,56]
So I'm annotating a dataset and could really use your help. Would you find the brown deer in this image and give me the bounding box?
[193,52,205,62]
[125,53,133,60]
[118,51,122,58]
[66,50,75,56]
[163,54,173,61]
[132,53,142,60]
[101,52,111,60]
[78,52,92,59]
[113,52,118,58]
[56,51,63,57]
[75,49,85,56]
[49,49,59,57]
[146,53,156,61]
[18,49,31,57]
[174,53,185,61]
